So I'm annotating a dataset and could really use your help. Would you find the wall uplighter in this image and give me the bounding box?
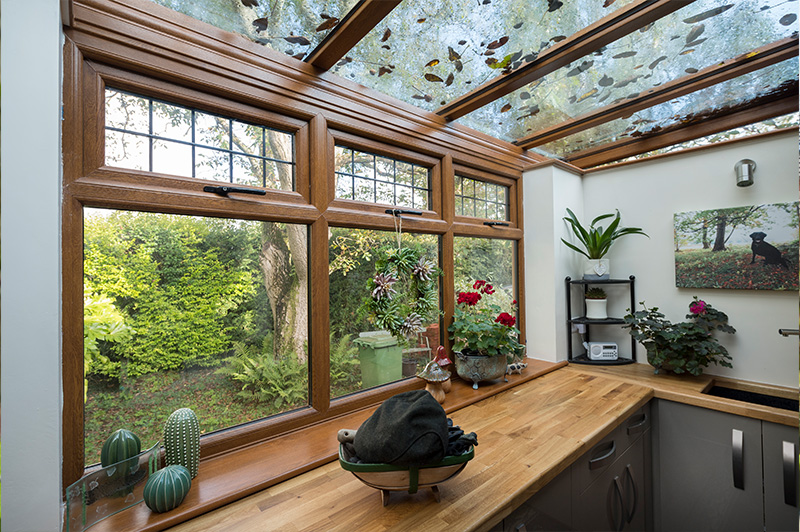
[734,159,756,187]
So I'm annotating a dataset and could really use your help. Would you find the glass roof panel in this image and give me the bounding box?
[329,0,636,112]
[602,112,799,165]
[456,0,800,143]
[531,56,799,160]
[146,0,360,61]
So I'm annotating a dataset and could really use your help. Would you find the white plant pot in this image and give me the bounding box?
[584,259,610,280]
[585,298,608,319]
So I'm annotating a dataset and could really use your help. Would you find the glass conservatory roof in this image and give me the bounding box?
[144,0,799,167]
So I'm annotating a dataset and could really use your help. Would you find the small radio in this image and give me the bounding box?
[587,342,618,361]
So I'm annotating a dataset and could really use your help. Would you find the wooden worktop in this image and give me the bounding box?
[169,365,654,532]
[168,362,798,532]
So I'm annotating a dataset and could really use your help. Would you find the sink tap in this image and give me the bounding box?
[778,328,799,337]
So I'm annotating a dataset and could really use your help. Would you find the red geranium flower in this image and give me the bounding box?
[495,312,516,327]
[472,280,486,290]
[457,291,482,306]
[484,284,495,295]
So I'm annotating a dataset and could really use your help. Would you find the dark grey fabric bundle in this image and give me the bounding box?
[353,390,448,466]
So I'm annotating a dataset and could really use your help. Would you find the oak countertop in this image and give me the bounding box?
[168,363,797,532]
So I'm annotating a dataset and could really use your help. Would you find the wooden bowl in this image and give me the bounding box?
[338,444,475,505]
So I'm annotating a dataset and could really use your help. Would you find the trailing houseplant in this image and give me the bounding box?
[363,246,442,343]
[623,297,735,376]
[562,208,648,279]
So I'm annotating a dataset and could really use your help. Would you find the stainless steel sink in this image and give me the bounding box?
[702,380,798,412]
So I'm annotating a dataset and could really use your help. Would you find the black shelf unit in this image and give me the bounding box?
[565,275,636,365]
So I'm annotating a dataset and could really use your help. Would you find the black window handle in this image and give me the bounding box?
[203,185,266,197]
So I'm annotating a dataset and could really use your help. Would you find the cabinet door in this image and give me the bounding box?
[762,421,799,531]
[654,400,763,532]
[503,466,572,532]
[573,437,645,531]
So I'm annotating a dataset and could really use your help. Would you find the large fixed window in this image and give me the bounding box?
[83,209,308,467]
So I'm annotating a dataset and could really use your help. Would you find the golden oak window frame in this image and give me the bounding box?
[62,47,526,492]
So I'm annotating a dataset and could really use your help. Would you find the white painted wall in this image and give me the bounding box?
[1,0,65,530]
[581,132,798,387]
[523,164,583,362]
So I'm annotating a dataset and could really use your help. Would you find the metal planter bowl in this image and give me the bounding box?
[454,351,508,390]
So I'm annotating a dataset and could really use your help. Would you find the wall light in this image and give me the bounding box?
[734,159,756,187]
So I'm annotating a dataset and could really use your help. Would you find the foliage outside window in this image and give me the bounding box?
[334,145,431,209]
[329,228,440,397]
[83,208,309,467]
[455,176,509,221]
[105,89,296,190]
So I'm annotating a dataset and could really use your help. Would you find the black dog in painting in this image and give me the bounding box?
[749,231,789,268]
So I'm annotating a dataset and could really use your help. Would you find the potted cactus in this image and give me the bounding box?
[584,287,608,319]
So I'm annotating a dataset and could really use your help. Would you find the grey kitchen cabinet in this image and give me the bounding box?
[503,404,651,532]
[762,421,799,531]
[653,399,798,532]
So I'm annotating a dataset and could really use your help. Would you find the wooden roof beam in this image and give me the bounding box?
[515,36,799,150]
[306,0,402,71]
[436,0,695,121]
[565,94,798,169]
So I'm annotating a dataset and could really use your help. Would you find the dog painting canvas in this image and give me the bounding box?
[674,202,798,291]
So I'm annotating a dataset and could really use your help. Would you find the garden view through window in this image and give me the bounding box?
[104,89,296,190]
[334,145,431,209]
[329,228,440,398]
[83,208,309,467]
[453,236,518,330]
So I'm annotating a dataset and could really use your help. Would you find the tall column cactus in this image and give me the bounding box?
[164,408,200,478]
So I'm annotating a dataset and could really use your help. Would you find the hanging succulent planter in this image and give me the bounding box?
[164,408,200,479]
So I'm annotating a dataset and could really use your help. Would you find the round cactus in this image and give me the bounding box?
[100,429,141,468]
[143,464,192,513]
[164,408,200,478]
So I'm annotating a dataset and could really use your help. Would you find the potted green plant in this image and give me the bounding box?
[623,297,735,376]
[448,280,523,389]
[561,208,648,280]
[584,287,607,319]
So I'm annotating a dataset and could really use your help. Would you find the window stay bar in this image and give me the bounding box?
[484,221,510,227]
[203,185,267,197]
[385,209,423,217]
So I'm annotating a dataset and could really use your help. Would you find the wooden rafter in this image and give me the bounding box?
[566,94,798,168]
[306,0,402,71]
[515,36,799,150]
[436,0,695,121]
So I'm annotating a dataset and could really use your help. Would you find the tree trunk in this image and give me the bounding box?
[701,221,710,249]
[712,219,727,251]
[256,130,308,364]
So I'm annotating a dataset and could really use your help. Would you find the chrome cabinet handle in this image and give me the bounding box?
[589,440,616,470]
[626,413,648,435]
[625,464,638,523]
[613,476,625,531]
[732,429,744,490]
[783,440,797,507]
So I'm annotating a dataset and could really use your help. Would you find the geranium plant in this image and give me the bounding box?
[623,297,735,376]
[448,280,522,357]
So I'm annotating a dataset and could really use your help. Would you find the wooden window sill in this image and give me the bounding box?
[88,359,566,532]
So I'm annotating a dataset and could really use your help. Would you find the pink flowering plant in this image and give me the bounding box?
[623,296,735,376]
[448,280,522,358]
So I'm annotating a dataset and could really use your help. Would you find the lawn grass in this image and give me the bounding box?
[84,367,290,467]
[675,244,798,291]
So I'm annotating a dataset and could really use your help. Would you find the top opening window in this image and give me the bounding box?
[104,89,296,191]
[455,175,509,221]
[334,146,431,210]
